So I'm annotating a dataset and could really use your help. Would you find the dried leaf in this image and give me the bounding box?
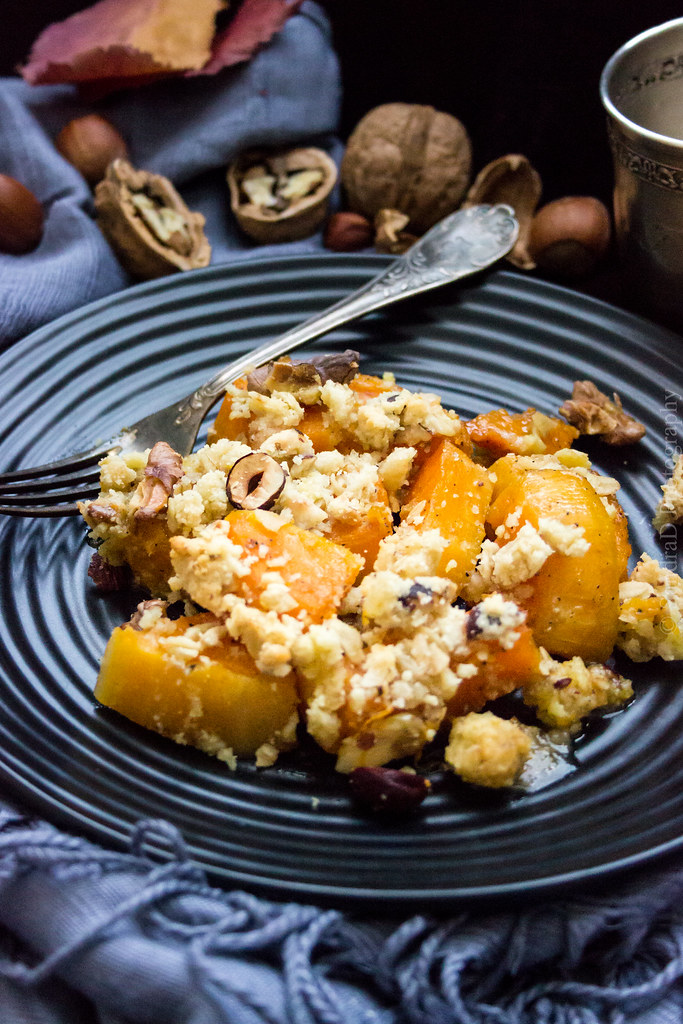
[21,0,226,87]
[195,0,305,75]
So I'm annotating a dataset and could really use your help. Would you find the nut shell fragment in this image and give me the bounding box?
[463,154,542,269]
[94,159,211,279]
[228,147,337,244]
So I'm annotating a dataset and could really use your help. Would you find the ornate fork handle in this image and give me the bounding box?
[175,204,518,424]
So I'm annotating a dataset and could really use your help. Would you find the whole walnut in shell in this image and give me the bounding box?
[341,103,472,235]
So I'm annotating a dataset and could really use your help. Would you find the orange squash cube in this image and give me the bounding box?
[95,614,299,758]
[402,438,493,587]
[223,509,363,620]
[487,464,622,662]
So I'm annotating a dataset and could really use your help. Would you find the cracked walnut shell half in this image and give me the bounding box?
[94,159,211,280]
[227,147,337,244]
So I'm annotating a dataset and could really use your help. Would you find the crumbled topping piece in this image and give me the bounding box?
[359,571,456,633]
[378,446,417,507]
[260,429,315,461]
[170,520,255,616]
[320,380,464,454]
[560,380,646,446]
[488,524,553,589]
[537,516,590,557]
[336,713,434,773]
[465,593,526,650]
[617,554,683,661]
[524,650,633,727]
[445,712,531,788]
[375,522,448,578]
[653,453,683,532]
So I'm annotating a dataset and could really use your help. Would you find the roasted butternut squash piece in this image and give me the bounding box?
[466,408,578,461]
[95,614,299,758]
[326,503,394,577]
[99,517,172,596]
[207,376,250,443]
[487,463,622,662]
[223,509,363,620]
[402,438,492,587]
[448,623,542,717]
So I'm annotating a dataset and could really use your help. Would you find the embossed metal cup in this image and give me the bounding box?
[601,18,683,329]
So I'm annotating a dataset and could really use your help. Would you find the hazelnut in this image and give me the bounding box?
[0,174,44,254]
[323,211,372,251]
[55,115,128,186]
[226,452,287,510]
[528,196,611,278]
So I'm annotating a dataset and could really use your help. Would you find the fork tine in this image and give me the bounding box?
[0,445,113,485]
[0,482,99,505]
[0,465,102,497]
[0,501,81,517]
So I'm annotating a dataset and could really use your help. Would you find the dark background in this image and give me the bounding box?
[3,0,682,205]
[4,1,683,317]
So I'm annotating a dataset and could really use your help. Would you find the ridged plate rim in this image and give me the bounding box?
[0,253,681,909]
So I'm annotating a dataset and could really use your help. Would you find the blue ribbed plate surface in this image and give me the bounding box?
[0,254,681,909]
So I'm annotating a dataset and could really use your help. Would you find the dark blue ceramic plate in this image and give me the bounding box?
[0,254,681,909]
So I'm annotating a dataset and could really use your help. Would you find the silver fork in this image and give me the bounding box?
[0,204,518,517]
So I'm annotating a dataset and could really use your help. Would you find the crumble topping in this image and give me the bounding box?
[86,362,681,789]
[653,453,683,532]
[617,553,683,661]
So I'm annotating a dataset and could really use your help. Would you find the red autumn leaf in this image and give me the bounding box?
[193,0,305,75]
[21,0,226,87]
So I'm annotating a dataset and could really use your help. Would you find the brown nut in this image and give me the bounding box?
[349,766,430,816]
[228,147,337,244]
[247,351,360,394]
[341,102,472,234]
[323,211,372,251]
[463,154,542,269]
[0,174,44,254]
[94,159,211,279]
[559,380,645,445]
[56,115,128,186]
[374,208,418,255]
[226,452,287,510]
[528,197,611,278]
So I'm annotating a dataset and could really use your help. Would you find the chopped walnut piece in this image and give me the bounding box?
[130,441,184,520]
[85,502,118,524]
[559,380,645,446]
